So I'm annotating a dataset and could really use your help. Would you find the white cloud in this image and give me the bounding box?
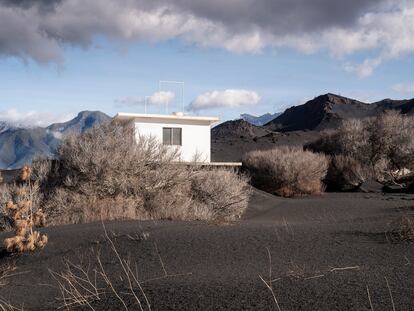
[392,82,414,93]
[343,57,383,79]
[148,91,176,105]
[114,91,175,108]
[0,109,74,127]
[188,89,260,111]
[114,96,145,107]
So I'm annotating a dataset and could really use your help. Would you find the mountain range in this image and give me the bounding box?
[2,93,414,168]
[0,111,110,169]
[264,93,414,132]
[240,112,281,126]
[211,93,414,161]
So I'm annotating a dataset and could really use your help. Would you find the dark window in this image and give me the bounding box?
[163,127,182,146]
[163,128,171,145]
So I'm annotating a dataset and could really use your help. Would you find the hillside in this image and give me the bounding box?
[0,111,110,169]
[0,127,58,169]
[212,93,414,161]
[240,112,281,126]
[212,119,269,140]
[265,93,414,132]
[211,119,318,162]
[47,110,111,135]
[0,121,12,134]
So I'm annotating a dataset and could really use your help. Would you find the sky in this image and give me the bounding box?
[0,0,414,126]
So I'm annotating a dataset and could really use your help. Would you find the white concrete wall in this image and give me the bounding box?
[134,120,211,162]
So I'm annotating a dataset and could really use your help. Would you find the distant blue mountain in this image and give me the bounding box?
[240,112,281,126]
[0,111,111,169]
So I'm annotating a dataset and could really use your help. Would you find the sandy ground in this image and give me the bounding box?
[0,189,413,310]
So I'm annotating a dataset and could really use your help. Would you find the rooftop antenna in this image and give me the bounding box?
[144,96,150,114]
[158,80,185,114]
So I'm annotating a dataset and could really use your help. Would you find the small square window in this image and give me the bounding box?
[163,128,172,145]
[172,128,182,145]
[163,127,182,146]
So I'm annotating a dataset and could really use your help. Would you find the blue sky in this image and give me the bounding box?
[1,0,414,125]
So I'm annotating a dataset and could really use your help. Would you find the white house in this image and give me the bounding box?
[114,112,219,162]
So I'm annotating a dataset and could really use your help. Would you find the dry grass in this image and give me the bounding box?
[258,248,282,311]
[0,263,24,311]
[49,225,191,310]
[38,123,250,225]
[0,263,17,288]
[243,146,328,197]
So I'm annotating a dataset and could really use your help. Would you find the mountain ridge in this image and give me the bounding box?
[264,93,414,131]
[0,111,111,169]
[240,112,281,126]
[212,93,414,162]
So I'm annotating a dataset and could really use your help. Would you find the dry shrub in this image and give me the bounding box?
[2,166,48,253]
[387,215,414,242]
[189,169,250,221]
[398,215,414,241]
[369,111,414,176]
[0,184,14,231]
[307,111,414,184]
[42,123,250,224]
[47,189,144,225]
[243,146,328,197]
[325,155,368,191]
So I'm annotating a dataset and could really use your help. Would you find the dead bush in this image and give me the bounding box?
[243,146,328,197]
[2,166,48,253]
[0,184,13,231]
[387,215,414,242]
[369,111,414,177]
[325,155,368,191]
[41,123,250,224]
[45,189,144,225]
[189,169,251,221]
[307,111,414,184]
[398,215,414,241]
[304,130,341,156]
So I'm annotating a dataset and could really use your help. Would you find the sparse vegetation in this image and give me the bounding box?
[0,262,23,311]
[189,169,251,221]
[325,155,368,191]
[243,146,328,197]
[35,124,250,225]
[398,215,414,241]
[2,166,48,253]
[49,225,190,310]
[307,111,414,187]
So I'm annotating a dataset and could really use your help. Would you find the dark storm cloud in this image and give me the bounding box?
[0,0,61,10]
[159,0,384,34]
[0,0,410,70]
[1,0,383,33]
